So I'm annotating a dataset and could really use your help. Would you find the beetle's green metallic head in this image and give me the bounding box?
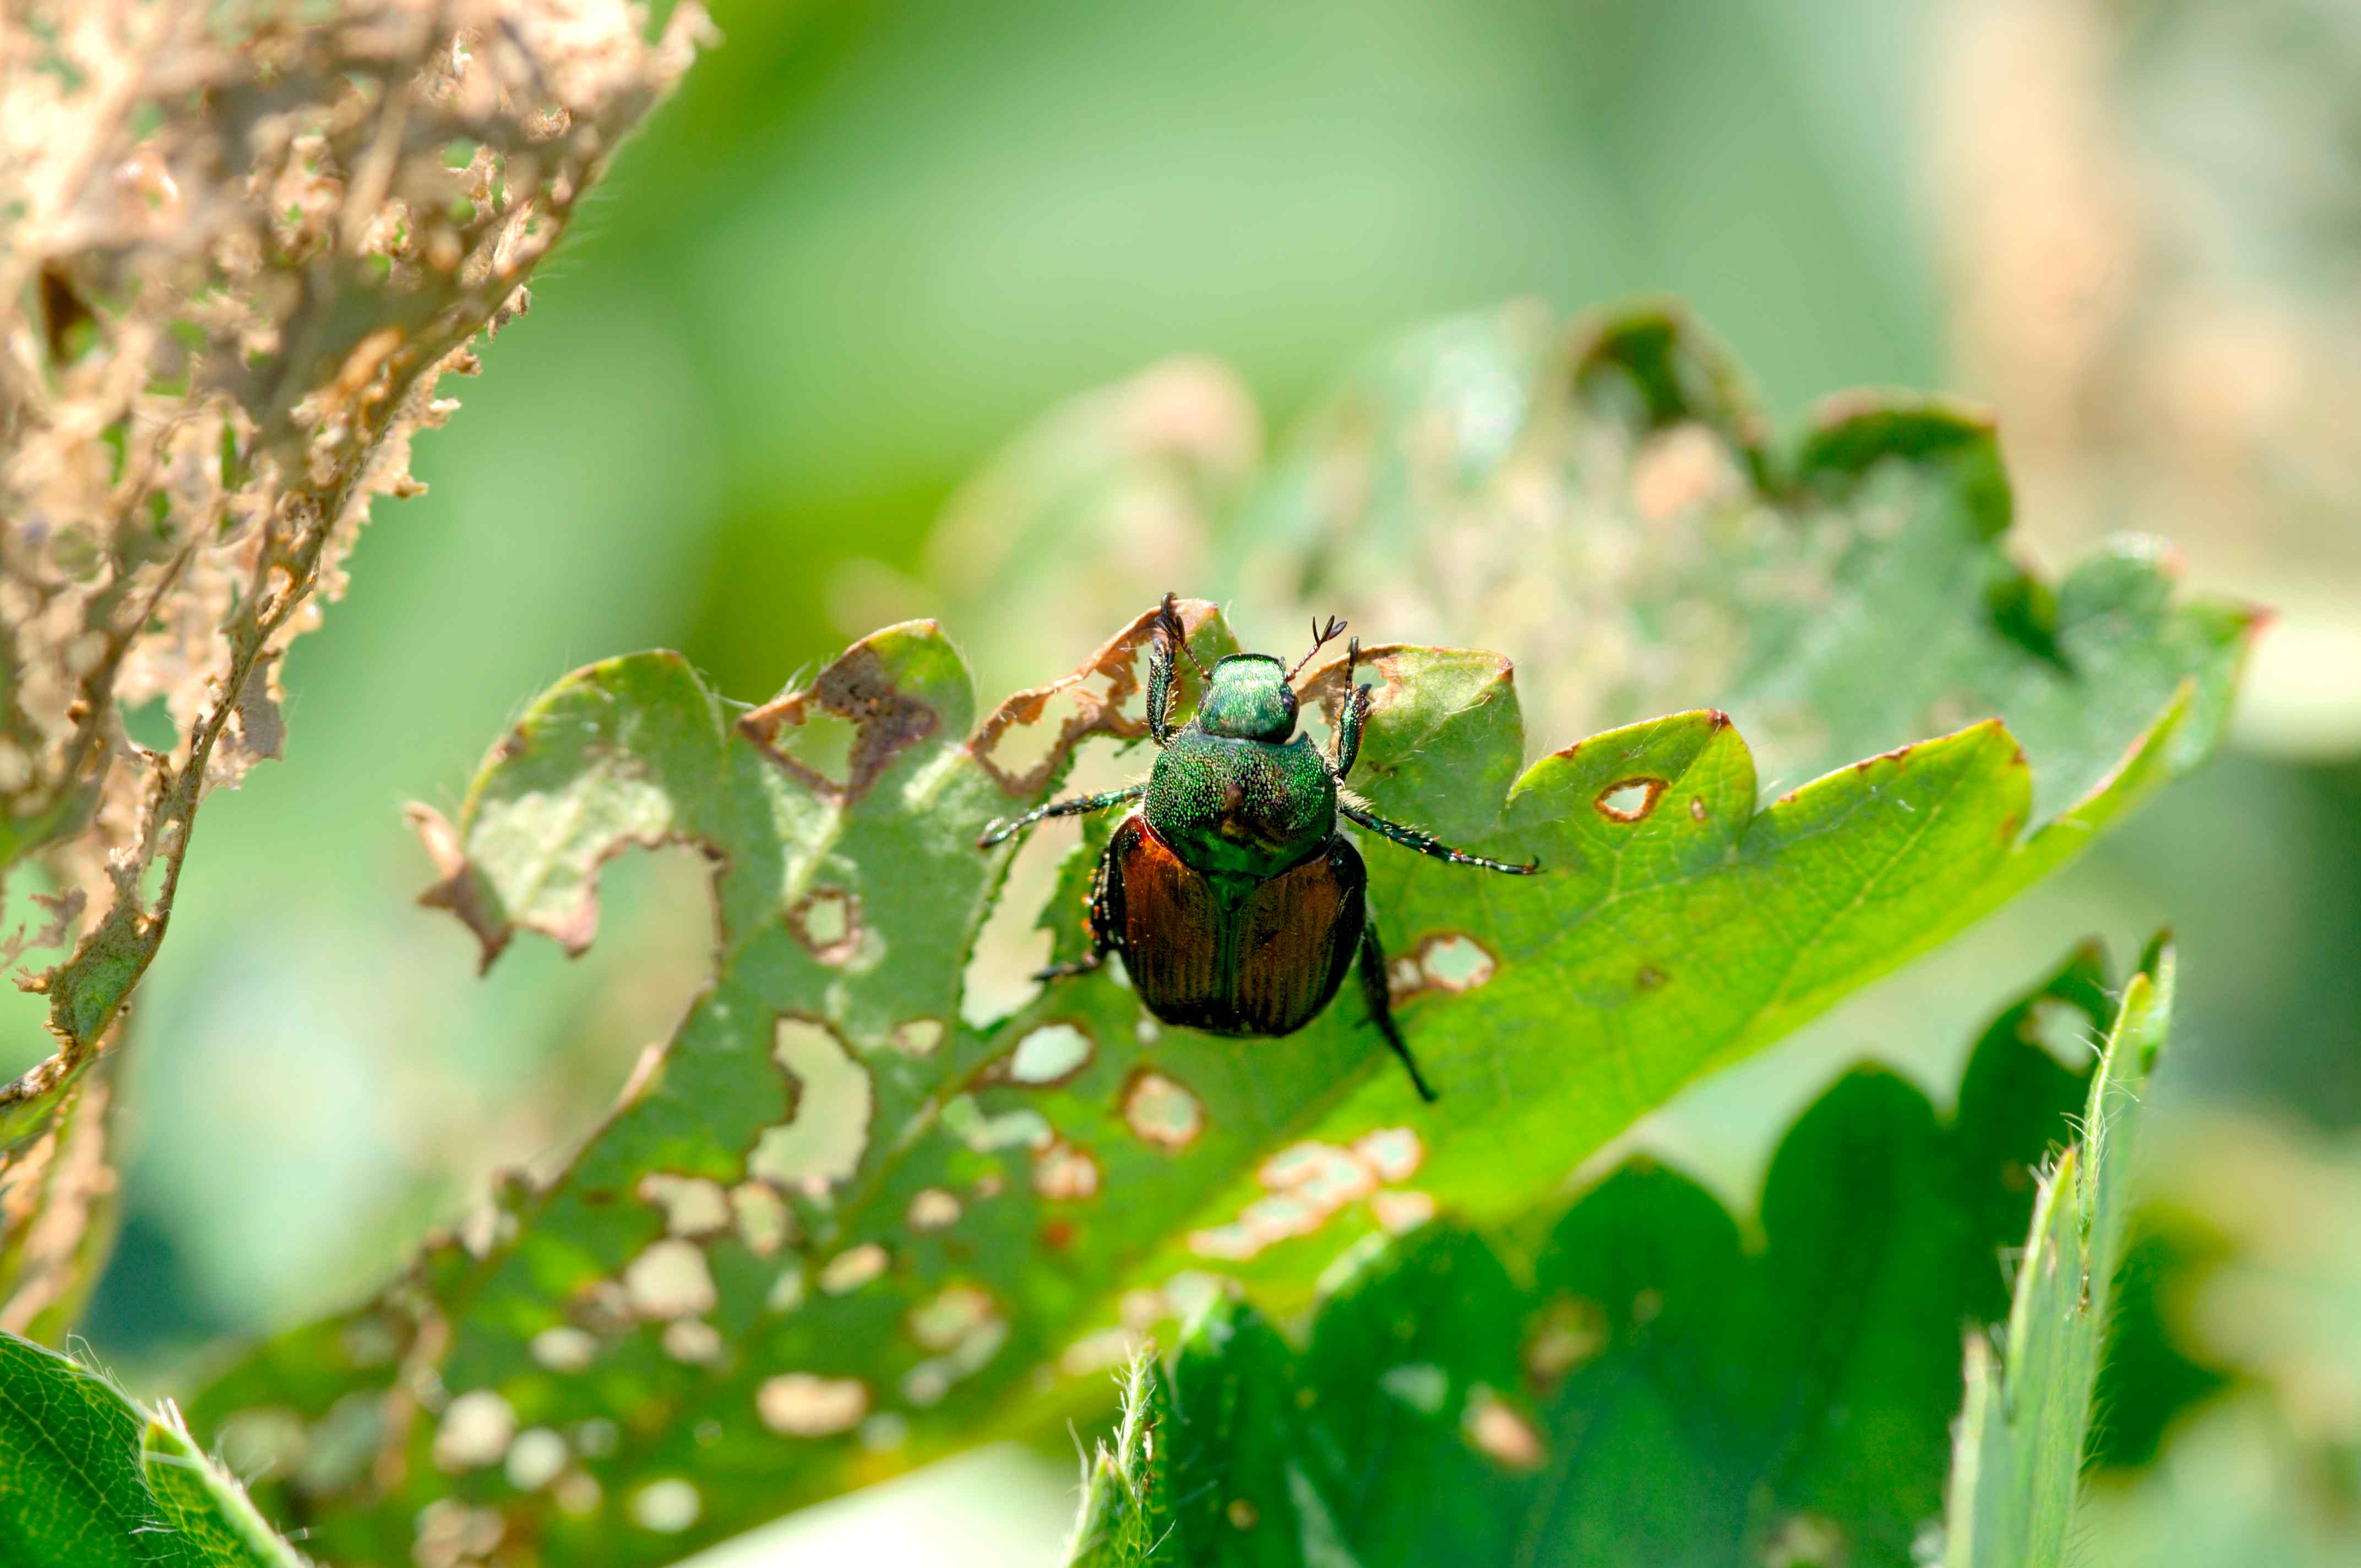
[1195,654,1298,743]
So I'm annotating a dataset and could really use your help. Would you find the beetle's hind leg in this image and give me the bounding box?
[1357,921,1438,1103]
[1033,844,1119,982]
[1339,801,1539,875]
[977,785,1144,849]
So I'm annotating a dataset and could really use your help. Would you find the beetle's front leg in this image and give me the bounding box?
[1332,636,1371,780]
[1357,920,1438,1103]
[976,785,1144,849]
[1033,845,1118,982]
[1146,592,1186,745]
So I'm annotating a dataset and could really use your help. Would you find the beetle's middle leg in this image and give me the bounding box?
[977,785,1143,849]
[1357,921,1438,1103]
[1033,847,1118,982]
[1340,801,1540,875]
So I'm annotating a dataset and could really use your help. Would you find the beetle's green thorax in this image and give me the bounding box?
[1194,654,1298,743]
[1143,728,1335,888]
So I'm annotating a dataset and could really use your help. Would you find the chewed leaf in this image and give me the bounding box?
[194,630,2212,1567]
[413,652,742,967]
[187,307,2244,1567]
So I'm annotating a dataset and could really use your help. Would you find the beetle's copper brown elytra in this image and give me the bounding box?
[977,594,1538,1102]
[1105,815,1366,1040]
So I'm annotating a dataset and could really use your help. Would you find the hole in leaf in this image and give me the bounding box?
[889,1017,944,1055]
[504,1428,567,1490]
[629,1479,700,1533]
[908,1284,997,1352]
[1353,1127,1424,1183]
[530,1327,597,1373]
[1372,1190,1437,1233]
[818,1242,889,1295]
[1122,1070,1204,1150]
[1595,776,1667,821]
[622,1240,714,1320]
[1415,934,1495,992]
[637,1173,730,1237]
[1032,1140,1101,1200]
[431,1391,514,1472]
[1008,1022,1094,1084]
[661,1321,723,1364]
[1260,1142,1378,1207]
[941,1095,1053,1152]
[730,1183,792,1255]
[416,1500,507,1560]
[907,1188,961,1231]
[786,887,861,965]
[751,1017,872,1191]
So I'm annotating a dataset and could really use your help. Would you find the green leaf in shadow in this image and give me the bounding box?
[1944,939,2174,1568]
[1065,943,2155,1567]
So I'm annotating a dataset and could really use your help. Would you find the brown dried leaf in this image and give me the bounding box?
[0,0,705,1335]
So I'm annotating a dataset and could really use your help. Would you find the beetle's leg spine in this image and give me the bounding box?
[1339,801,1541,874]
[976,786,1144,849]
[1147,591,1198,744]
[1357,921,1437,1103]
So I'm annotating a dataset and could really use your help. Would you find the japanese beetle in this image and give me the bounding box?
[978,595,1538,1102]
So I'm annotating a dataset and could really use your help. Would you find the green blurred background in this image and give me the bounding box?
[11,0,2358,1559]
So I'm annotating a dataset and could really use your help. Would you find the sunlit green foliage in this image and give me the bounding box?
[0,1333,302,1567]
[181,322,2240,1565]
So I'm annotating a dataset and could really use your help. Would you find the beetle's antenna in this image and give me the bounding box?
[1156,592,1212,681]
[1286,614,1348,683]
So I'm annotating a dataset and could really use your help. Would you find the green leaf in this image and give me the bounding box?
[0,1330,304,1567]
[1220,303,2251,824]
[188,307,2240,1568]
[1943,939,2173,1568]
[1062,945,2137,1567]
